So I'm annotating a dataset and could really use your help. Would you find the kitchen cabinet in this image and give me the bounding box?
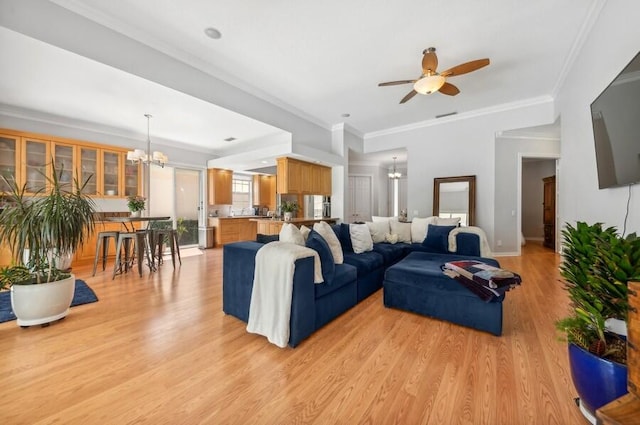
[276,157,331,195]
[0,133,19,192]
[0,129,140,198]
[22,137,50,194]
[208,168,233,205]
[209,217,257,246]
[252,174,276,211]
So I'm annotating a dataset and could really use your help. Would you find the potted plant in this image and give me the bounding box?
[556,222,640,421]
[0,161,97,326]
[280,201,298,222]
[127,195,145,217]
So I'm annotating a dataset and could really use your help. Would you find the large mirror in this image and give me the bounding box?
[433,175,476,226]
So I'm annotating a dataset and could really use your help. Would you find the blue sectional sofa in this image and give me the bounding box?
[222,223,494,347]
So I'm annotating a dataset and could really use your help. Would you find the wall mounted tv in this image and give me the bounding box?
[590,51,640,189]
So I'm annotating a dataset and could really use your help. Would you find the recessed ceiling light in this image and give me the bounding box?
[204,27,222,39]
[341,113,351,118]
[224,137,236,142]
[261,160,268,164]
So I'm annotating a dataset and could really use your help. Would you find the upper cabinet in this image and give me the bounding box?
[208,168,233,205]
[0,128,140,198]
[252,174,276,211]
[276,157,331,195]
[0,133,20,192]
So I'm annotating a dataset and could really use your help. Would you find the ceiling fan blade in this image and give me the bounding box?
[422,47,438,74]
[438,82,460,96]
[400,90,418,104]
[378,80,416,87]
[440,58,490,77]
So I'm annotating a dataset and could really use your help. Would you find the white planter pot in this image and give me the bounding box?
[284,212,293,222]
[10,274,75,327]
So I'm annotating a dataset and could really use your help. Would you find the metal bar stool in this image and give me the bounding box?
[112,231,153,278]
[152,228,182,269]
[92,231,119,276]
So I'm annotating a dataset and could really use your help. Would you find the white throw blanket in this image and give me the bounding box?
[247,241,322,348]
[448,226,493,258]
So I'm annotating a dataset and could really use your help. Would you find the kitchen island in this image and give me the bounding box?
[251,217,339,236]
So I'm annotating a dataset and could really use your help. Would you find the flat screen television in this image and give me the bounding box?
[590,51,640,189]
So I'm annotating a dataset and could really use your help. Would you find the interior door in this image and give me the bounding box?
[348,175,372,223]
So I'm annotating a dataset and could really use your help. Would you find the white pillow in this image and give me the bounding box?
[350,223,373,253]
[300,225,311,242]
[279,223,305,246]
[385,233,398,244]
[366,221,389,243]
[411,216,438,243]
[313,221,344,264]
[372,215,398,223]
[436,217,461,226]
[390,220,412,243]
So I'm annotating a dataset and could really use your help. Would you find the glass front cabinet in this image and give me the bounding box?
[0,130,140,198]
[0,134,19,192]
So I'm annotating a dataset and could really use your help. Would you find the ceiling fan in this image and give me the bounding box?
[378,47,490,104]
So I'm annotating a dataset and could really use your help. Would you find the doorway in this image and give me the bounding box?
[518,155,559,253]
[149,166,203,248]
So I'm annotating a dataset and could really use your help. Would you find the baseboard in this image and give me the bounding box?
[493,251,520,257]
[524,237,544,242]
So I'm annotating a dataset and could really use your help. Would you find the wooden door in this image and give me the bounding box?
[542,175,556,249]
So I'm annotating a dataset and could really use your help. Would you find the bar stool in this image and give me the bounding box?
[92,230,119,276]
[152,228,182,269]
[112,230,153,279]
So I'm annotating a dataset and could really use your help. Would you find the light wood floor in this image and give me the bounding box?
[0,242,587,424]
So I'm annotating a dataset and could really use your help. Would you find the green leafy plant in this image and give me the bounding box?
[280,201,298,213]
[556,221,640,364]
[127,195,146,212]
[0,160,97,286]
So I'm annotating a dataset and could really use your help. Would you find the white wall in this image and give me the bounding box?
[365,99,556,249]
[556,1,640,235]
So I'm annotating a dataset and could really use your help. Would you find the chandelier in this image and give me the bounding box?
[388,156,402,179]
[127,114,168,167]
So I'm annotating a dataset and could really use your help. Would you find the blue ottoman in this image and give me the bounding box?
[383,252,505,335]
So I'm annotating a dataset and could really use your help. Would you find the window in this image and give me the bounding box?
[232,179,251,208]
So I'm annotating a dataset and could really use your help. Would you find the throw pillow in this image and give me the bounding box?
[306,230,335,284]
[339,223,354,253]
[300,225,311,242]
[366,221,389,243]
[372,215,398,223]
[279,223,305,246]
[435,217,461,226]
[411,216,438,243]
[385,233,398,244]
[313,221,344,264]
[422,224,456,253]
[349,223,373,253]
[389,220,412,243]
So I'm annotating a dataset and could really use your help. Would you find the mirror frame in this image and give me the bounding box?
[433,175,476,226]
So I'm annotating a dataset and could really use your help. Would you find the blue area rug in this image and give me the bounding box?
[0,279,98,324]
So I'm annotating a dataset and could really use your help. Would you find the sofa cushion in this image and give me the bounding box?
[422,224,456,253]
[343,250,384,275]
[350,223,373,253]
[372,215,398,222]
[313,221,344,264]
[306,230,335,283]
[366,221,389,243]
[372,242,408,264]
[411,216,438,243]
[315,263,357,298]
[256,233,279,244]
[390,220,412,243]
[279,223,305,246]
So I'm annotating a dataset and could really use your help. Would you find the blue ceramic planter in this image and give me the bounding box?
[568,343,628,414]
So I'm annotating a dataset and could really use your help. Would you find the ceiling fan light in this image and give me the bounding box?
[413,75,445,95]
